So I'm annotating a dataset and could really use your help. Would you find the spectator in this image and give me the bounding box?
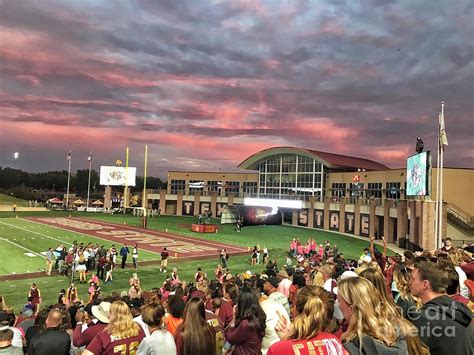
[0,328,22,354]
[268,286,345,355]
[391,264,421,319]
[409,261,473,355]
[219,283,238,329]
[165,296,185,336]
[226,286,266,355]
[338,277,429,355]
[45,248,54,275]
[0,311,23,349]
[132,244,139,269]
[440,237,454,253]
[83,301,145,355]
[264,277,290,318]
[27,309,70,354]
[28,284,41,314]
[276,269,292,298]
[445,267,469,305]
[160,247,169,273]
[17,307,35,334]
[137,302,176,355]
[72,302,109,349]
[174,297,215,355]
[257,280,290,355]
[25,309,48,349]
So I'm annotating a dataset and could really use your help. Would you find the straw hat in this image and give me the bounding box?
[91,302,111,324]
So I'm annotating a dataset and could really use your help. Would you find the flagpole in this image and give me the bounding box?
[86,152,92,210]
[142,145,148,208]
[434,114,441,248]
[66,150,71,209]
[123,147,129,213]
[438,102,445,249]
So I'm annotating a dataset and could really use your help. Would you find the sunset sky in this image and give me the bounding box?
[0,0,472,177]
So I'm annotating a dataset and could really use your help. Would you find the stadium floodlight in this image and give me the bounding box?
[243,197,303,210]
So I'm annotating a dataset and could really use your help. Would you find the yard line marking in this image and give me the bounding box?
[0,221,70,245]
[0,236,45,258]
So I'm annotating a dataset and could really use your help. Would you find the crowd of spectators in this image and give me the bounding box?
[1,236,473,354]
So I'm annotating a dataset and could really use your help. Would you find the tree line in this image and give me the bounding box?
[0,167,166,200]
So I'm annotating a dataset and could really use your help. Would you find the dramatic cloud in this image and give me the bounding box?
[0,0,473,177]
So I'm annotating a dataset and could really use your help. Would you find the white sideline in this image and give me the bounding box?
[0,220,70,245]
[0,236,45,258]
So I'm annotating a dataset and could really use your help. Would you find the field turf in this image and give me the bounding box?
[0,211,382,312]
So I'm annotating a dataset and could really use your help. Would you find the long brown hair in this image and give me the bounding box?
[180,297,215,355]
[338,277,429,355]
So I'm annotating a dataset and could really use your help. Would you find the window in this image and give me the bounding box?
[331,183,346,198]
[349,183,364,197]
[386,182,401,199]
[367,182,383,198]
[243,182,257,194]
[188,180,204,195]
[207,181,220,193]
[225,181,240,196]
[170,179,185,194]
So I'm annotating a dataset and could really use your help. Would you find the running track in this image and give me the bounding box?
[24,217,248,260]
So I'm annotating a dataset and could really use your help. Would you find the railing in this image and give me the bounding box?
[447,202,474,228]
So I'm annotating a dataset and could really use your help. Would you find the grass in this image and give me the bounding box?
[0,193,28,205]
[0,211,384,312]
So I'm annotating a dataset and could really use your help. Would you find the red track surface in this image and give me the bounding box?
[25,217,248,260]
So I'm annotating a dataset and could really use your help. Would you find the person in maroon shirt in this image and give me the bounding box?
[225,286,266,355]
[83,301,144,355]
[174,297,215,355]
[160,247,169,273]
[73,302,109,348]
[219,283,238,328]
[268,286,345,355]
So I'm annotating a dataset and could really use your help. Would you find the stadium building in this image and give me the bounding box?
[146,147,473,251]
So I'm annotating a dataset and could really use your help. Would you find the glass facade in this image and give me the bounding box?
[257,154,324,198]
[170,179,185,194]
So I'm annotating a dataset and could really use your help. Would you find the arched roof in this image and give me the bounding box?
[238,146,389,171]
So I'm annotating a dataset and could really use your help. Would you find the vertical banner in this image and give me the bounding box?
[313,209,324,229]
[360,214,370,237]
[200,202,211,215]
[298,209,308,227]
[329,211,340,231]
[216,203,227,217]
[182,201,194,216]
[345,212,355,235]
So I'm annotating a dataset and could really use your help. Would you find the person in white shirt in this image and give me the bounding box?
[137,302,176,355]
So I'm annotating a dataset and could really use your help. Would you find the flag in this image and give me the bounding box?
[87,152,92,162]
[66,151,71,161]
[439,112,448,147]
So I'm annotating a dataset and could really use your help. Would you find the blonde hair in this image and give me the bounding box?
[106,301,141,339]
[289,286,335,340]
[392,265,422,309]
[339,278,411,348]
[449,250,464,266]
[358,268,398,315]
[311,271,325,287]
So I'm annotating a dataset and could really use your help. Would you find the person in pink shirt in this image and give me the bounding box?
[297,244,304,256]
[277,269,292,298]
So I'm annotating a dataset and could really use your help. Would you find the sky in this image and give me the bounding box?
[0,0,473,178]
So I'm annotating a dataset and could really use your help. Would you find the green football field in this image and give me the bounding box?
[0,211,384,312]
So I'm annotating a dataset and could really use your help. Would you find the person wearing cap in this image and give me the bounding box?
[264,277,290,318]
[73,302,109,349]
[17,307,35,334]
[27,309,70,354]
[276,269,292,298]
